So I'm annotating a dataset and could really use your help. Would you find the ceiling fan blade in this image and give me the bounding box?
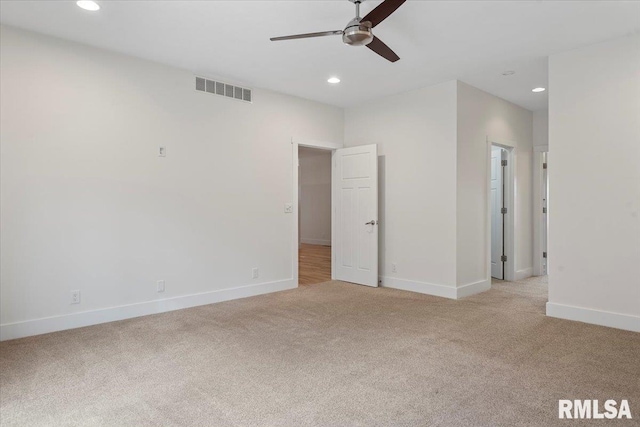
[366,36,400,62]
[361,0,406,28]
[270,30,343,41]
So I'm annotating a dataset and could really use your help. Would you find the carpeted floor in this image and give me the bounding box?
[1,277,638,426]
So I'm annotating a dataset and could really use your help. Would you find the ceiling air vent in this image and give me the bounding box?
[195,76,252,104]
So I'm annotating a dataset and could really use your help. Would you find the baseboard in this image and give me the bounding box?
[515,267,533,281]
[0,279,296,341]
[300,238,331,246]
[456,279,491,299]
[546,302,640,333]
[380,276,457,299]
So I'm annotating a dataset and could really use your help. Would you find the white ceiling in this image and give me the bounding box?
[1,1,639,111]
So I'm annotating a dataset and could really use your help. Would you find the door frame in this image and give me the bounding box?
[486,139,516,282]
[291,138,343,286]
[490,146,505,280]
[533,145,549,276]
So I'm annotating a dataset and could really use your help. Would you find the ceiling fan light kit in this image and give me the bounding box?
[270,0,406,63]
[342,17,374,47]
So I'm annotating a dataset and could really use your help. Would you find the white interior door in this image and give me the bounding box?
[542,152,548,275]
[333,144,378,287]
[490,147,504,279]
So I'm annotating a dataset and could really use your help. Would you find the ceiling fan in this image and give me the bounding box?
[270,0,406,63]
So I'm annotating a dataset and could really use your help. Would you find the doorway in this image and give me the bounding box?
[534,149,549,276]
[298,147,332,285]
[542,152,548,275]
[291,140,379,288]
[490,146,507,280]
[487,141,515,282]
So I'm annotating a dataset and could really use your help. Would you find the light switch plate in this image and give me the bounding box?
[284,203,293,213]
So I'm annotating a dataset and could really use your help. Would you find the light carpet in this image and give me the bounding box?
[1,277,639,426]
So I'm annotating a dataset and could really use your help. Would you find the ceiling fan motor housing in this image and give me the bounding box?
[343,18,374,46]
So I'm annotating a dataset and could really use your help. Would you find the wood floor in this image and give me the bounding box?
[298,244,331,285]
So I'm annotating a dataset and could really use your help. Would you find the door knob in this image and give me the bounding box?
[365,220,377,225]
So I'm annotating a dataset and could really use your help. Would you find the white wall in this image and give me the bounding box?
[299,147,331,246]
[344,80,533,299]
[547,34,640,332]
[345,81,459,297]
[533,109,549,149]
[456,81,534,286]
[0,26,344,339]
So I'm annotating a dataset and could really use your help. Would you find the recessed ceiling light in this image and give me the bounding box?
[532,87,546,93]
[502,71,515,76]
[77,1,100,11]
[327,77,341,84]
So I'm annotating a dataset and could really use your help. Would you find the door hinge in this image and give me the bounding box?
[501,160,508,166]
[543,252,547,259]
[542,207,547,214]
[543,162,547,169]
[501,255,507,262]
[501,207,507,214]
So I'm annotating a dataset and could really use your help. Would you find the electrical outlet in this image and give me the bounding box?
[391,263,397,273]
[71,290,81,304]
[157,280,165,293]
[158,146,166,157]
[284,203,293,213]
[252,268,259,279]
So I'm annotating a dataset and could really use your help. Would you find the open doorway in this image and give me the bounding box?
[298,147,332,285]
[490,146,507,280]
[542,152,548,275]
[487,141,515,282]
[292,141,379,288]
[534,149,549,277]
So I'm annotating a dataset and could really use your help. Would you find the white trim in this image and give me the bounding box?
[381,276,490,300]
[546,302,640,333]
[292,142,300,284]
[533,145,549,152]
[300,238,331,246]
[486,138,516,282]
[381,276,457,299]
[533,150,544,276]
[331,151,337,281]
[291,138,342,286]
[0,279,296,341]
[292,138,343,151]
[515,267,533,281]
[533,150,548,276]
[456,279,491,298]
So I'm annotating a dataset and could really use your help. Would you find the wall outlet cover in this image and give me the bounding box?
[71,290,81,304]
